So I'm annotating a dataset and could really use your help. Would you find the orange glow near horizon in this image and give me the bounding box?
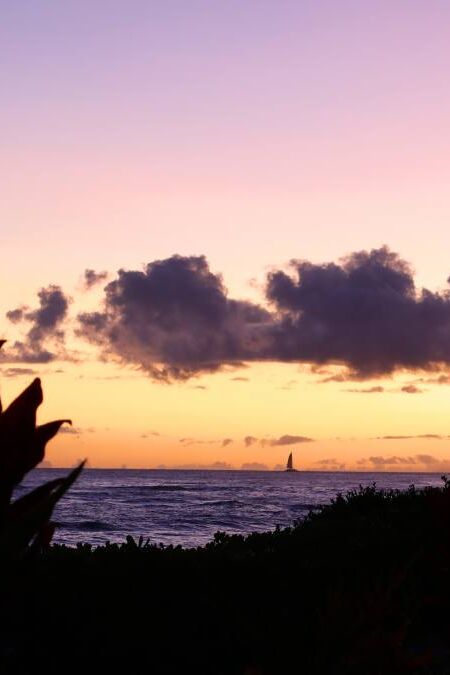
[1,361,450,471]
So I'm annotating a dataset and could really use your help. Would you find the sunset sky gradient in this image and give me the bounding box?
[2,1,450,470]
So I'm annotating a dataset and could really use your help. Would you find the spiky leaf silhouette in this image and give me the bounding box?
[0,342,83,556]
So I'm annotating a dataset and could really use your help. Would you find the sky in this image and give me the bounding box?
[2,1,450,470]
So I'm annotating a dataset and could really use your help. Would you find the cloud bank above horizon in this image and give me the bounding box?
[5,246,450,383]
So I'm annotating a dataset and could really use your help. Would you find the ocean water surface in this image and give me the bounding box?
[18,469,444,548]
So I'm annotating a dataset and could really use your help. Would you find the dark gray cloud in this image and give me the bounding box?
[9,246,450,379]
[4,285,69,363]
[266,246,450,378]
[77,247,450,381]
[77,255,271,381]
[83,269,108,289]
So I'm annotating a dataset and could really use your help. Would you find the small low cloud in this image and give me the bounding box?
[415,454,439,465]
[59,425,82,436]
[167,461,233,470]
[401,384,424,394]
[231,376,249,382]
[376,434,444,440]
[0,367,37,378]
[83,269,108,290]
[221,438,233,447]
[315,458,346,471]
[365,454,444,468]
[368,455,416,466]
[241,462,269,471]
[179,437,218,446]
[4,285,70,363]
[244,436,258,447]
[409,374,450,385]
[344,386,384,394]
[262,434,313,447]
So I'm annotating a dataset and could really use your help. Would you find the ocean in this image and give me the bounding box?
[18,469,445,548]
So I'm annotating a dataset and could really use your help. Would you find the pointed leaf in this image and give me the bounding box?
[8,478,66,521]
[25,419,72,472]
[2,463,85,553]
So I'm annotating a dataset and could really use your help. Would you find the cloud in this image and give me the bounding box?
[83,269,108,289]
[4,285,70,363]
[241,462,269,470]
[167,461,233,470]
[315,458,346,470]
[376,434,443,440]
[366,454,442,467]
[423,374,450,385]
[266,246,450,378]
[11,246,450,380]
[179,437,218,446]
[345,386,384,393]
[221,438,233,447]
[401,384,424,394]
[231,376,249,382]
[415,454,439,465]
[244,436,258,447]
[58,425,82,436]
[262,434,313,447]
[77,255,271,381]
[368,455,416,466]
[0,367,37,378]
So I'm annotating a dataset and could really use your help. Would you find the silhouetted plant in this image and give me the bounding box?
[0,342,83,558]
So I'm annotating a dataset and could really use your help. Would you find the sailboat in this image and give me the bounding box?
[286,452,297,472]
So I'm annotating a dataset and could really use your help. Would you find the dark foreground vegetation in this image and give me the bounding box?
[1,371,450,674]
[2,481,450,675]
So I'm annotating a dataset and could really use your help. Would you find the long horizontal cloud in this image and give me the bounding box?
[74,248,450,381]
[364,454,442,467]
[261,434,313,447]
[7,247,450,380]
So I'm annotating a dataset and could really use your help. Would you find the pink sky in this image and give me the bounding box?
[1,1,450,469]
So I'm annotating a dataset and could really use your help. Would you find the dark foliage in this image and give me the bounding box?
[0,342,83,557]
[2,481,450,674]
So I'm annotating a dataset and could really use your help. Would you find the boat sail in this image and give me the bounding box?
[286,452,297,472]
